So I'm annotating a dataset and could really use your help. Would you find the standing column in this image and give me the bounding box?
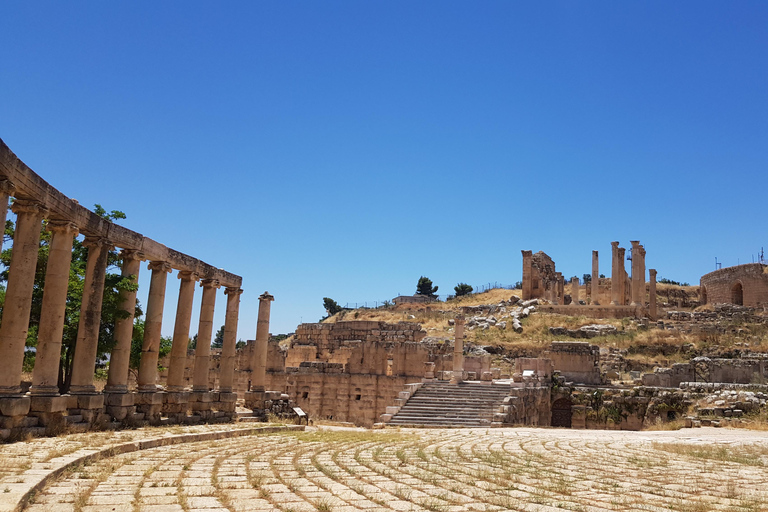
[137,261,172,391]
[105,250,144,393]
[571,277,579,306]
[610,241,620,305]
[630,241,642,306]
[649,269,658,320]
[591,250,600,305]
[30,221,79,395]
[557,273,564,304]
[450,315,465,384]
[0,200,47,395]
[251,291,275,393]
[69,237,113,394]
[166,271,199,391]
[618,247,627,305]
[0,180,15,254]
[521,251,533,300]
[219,287,243,393]
[192,279,219,391]
[640,245,647,305]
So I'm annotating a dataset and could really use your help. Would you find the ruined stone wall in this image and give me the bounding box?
[700,263,768,307]
[497,386,551,426]
[293,321,426,348]
[538,304,646,319]
[640,363,694,388]
[546,342,601,384]
[521,250,557,300]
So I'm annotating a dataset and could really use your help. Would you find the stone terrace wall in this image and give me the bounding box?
[546,342,601,384]
[293,321,427,348]
[701,263,768,307]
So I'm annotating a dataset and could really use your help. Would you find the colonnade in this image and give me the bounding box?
[0,139,266,434]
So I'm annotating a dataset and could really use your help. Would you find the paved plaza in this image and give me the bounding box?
[4,425,767,511]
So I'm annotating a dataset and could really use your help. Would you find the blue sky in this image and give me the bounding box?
[1,2,766,337]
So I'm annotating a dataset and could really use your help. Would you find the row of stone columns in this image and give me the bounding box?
[0,191,255,429]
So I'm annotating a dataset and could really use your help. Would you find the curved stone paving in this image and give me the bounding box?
[19,427,768,511]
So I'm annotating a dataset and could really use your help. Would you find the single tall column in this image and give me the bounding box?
[0,180,16,254]
[0,200,47,395]
[618,247,627,305]
[630,241,643,306]
[105,250,144,393]
[193,279,219,391]
[166,271,199,391]
[571,276,579,306]
[219,287,243,393]
[521,251,533,300]
[30,221,79,395]
[69,237,113,394]
[610,241,620,305]
[251,291,275,393]
[649,269,658,320]
[137,261,172,391]
[640,245,647,304]
[557,273,564,304]
[591,250,600,305]
[450,315,465,384]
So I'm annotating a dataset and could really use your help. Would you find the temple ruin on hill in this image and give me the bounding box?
[700,263,768,307]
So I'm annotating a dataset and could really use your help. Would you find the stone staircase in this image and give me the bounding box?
[383,381,512,427]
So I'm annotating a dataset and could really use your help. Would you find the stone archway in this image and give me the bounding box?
[732,282,743,306]
[551,398,572,428]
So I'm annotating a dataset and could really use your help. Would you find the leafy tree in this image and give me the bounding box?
[323,297,343,317]
[416,276,438,298]
[188,333,198,350]
[454,283,473,296]
[128,319,172,374]
[212,325,225,349]
[582,274,592,284]
[236,339,246,349]
[0,203,141,393]
[513,281,522,290]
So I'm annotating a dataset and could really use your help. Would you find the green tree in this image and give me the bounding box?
[416,276,438,298]
[322,297,343,317]
[128,319,172,374]
[0,203,141,393]
[212,325,225,349]
[454,283,473,296]
[582,274,592,284]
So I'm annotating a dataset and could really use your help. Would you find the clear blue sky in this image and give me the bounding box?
[1,2,766,337]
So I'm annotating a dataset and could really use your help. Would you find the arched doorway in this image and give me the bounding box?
[731,282,743,305]
[551,398,572,428]
[701,286,707,305]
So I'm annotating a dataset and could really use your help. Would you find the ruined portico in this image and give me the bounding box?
[0,139,252,438]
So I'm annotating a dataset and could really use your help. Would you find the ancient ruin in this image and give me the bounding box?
[700,262,768,307]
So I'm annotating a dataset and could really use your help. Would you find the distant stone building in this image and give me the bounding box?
[392,294,434,305]
[521,250,560,301]
[700,263,768,307]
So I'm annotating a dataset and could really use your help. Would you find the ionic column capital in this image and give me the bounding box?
[11,199,48,217]
[178,270,199,282]
[200,278,221,290]
[120,249,146,262]
[258,291,274,302]
[47,220,79,237]
[225,287,243,296]
[83,235,114,251]
[148,261,173,273]
[0,179,16,196]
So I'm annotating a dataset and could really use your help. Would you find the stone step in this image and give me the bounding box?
[65,414,83,424]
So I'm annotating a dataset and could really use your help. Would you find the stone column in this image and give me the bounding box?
[640,245,647,304]
[219,287,243,393]
[521,250,533,300]
[69,237,113,395]
[0,200,47,395]
[649,269,658,320]
[591,250,599,305]
[630,241,643,306]
[166,271,199,391]
[450,315,465,383]
[618,247,627,305]
[0,180,15,254]
[610,241,620,305]
[251,291,275,393]
[192,280,219,392]
[30,221,79,396]
[557,273,564,304]
[571,277,579,306]
[137,261,172,391]
[105,250,144,394]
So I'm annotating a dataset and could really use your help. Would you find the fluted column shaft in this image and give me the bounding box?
[219,287,242,393]
[166,271,199,391]
[105,250,144,393]
[251,292,274,392]
[137,261,172,391]
[193,280,219,391]
[591,250,599,305]
[69,237,113,394]
[30,221,78,395]
[0,200,47,394]
[0,180,15,254]
[610,241,620,305]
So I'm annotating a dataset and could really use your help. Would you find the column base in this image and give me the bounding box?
[162,391,190,422]
[244,390,266,411]
[66,393,106,427]
[104,392,136,422]
[29,395,68,434]
[135,391,164,425]
[211,391,237,420]
[28,385,61,396]
[189,391,213,420]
